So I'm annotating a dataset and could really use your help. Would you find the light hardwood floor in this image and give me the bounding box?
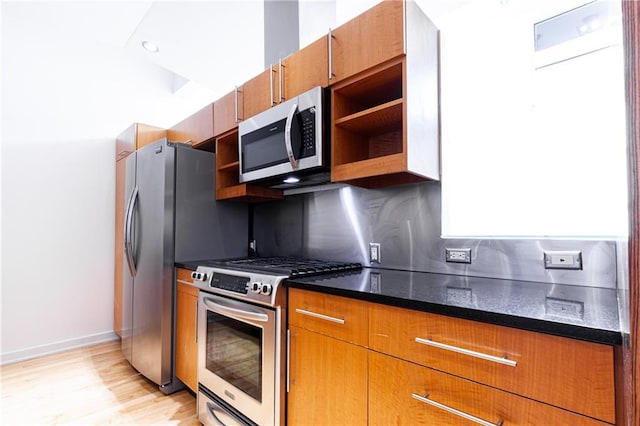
[0,340,199,425]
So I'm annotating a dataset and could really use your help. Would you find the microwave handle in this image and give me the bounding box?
[284,103,299,170]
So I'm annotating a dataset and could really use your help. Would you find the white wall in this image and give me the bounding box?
[0,1,217,364]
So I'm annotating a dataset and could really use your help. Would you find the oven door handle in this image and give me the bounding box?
[284,102,299,170]
[203,296,269,323]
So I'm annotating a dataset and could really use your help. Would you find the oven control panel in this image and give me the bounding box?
[191,266,286,306]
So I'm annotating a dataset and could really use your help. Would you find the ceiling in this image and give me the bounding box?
[2,0,583,145]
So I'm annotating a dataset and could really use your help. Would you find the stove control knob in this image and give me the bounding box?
[261,283,272,296]
[191,272,207,282]
[251,282,262,293]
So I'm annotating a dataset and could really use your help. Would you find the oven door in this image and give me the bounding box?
[197,292,276,426]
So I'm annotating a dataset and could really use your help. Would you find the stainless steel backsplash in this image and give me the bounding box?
[253,182,619,289]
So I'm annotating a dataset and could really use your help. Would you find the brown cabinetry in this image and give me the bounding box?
[213,88,242,138]
[369,303,616,423]
[370,351,610,426]
[280,36,328,102]
[287,289,368,426]
[287,288,617,425]
[329,0,404,84]
[175,268,198,393]
[114,123,166,336]
[330,1,440,187]
[167,103,214,149]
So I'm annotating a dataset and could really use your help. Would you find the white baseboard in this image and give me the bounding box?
[0,331,120,366]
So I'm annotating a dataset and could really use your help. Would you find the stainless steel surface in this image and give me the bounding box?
[234,86,240,123]
[405,1,440,180]
[284,103,299,170]
[414,337,517,367]
[286,329,290,393]
[328,29,334,81]
[121,151,137,365]
[294,308,345,324]
[198,391,249,426]
[270,65,275,107]
[278,59,284,102]
[411,393,500,426]
[238,85,324,184]
[124,186,138,276]
[198,291,279,426]
[192,265,287,307]
[120,139,248,392]
[203,295,270,322]
[252,183,618,288]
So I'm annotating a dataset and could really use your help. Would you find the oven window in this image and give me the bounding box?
[206,311,263,402]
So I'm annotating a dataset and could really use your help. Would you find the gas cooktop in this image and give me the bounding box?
[190,257,362,306]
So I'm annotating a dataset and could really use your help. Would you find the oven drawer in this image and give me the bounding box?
[288,288,368,346]
[369,351,611,426]
[369,303,616,423]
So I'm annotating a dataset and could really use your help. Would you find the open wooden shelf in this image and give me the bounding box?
[215,128,283,202]
[335,99,403,136]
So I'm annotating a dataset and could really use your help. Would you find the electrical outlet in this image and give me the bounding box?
[369,243,381,263]
[543,250,582,270]
[445,248,471,264]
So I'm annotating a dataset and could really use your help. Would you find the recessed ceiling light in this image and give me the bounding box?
[142,40,159,53]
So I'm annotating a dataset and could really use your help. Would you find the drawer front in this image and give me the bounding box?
[369,303,615,423]
[369,351,611,426]
[176,268,194,285]
[288,288,368,346]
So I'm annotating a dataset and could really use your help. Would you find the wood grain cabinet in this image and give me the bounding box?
[213,88,242,138]
[287,289,368,426]
[167,103,214,149]
[175,268,198,393]
[329,1,440,188]
[114,123,166,336]
[279,36,328,103]
[370,351,610,426]
[287,288,617,425]
[369,304,616,424]
[328,0,404,84]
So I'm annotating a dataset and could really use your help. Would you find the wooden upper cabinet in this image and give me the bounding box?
[213,88,243,138]
[329,0,405,84]
[280,36,329,101]
[116,123,166,160]
[242,68,274,121]
[167,103,214,148]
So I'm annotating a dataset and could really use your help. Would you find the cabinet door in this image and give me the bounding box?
[243,68,274,120]
[369,351,610,426]
[176,277,198,393]
[280,36,329,101]
[288,325,367,426]
[369,303,616,423]
[168,103,214,147]
[330,0,404,83]
[135,123,167,150]
[213,88,242,137]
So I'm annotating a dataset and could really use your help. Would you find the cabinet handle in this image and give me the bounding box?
[295,308,345,324]
[328,28,335,81]
[195,299,198,343]
[286,329,291,393]
[412,393,503,426]
[279,59,284,102]
[414,337,517,367]
[234,85,241,122]
[270,64,276,106]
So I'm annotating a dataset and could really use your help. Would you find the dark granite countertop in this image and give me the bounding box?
[285,267,622,346]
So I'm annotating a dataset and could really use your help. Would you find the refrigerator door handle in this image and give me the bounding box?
[124,186,139,277]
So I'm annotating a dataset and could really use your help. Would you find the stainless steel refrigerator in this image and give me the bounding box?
[121,138,247,393]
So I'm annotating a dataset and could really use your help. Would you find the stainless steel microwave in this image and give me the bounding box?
[238,86,326,185]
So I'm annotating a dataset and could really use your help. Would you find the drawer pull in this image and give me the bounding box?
[295,308,345,324]
[412,393,503,426]
[415,337,517,367]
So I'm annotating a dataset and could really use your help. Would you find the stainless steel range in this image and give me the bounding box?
[191,257,361,426]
